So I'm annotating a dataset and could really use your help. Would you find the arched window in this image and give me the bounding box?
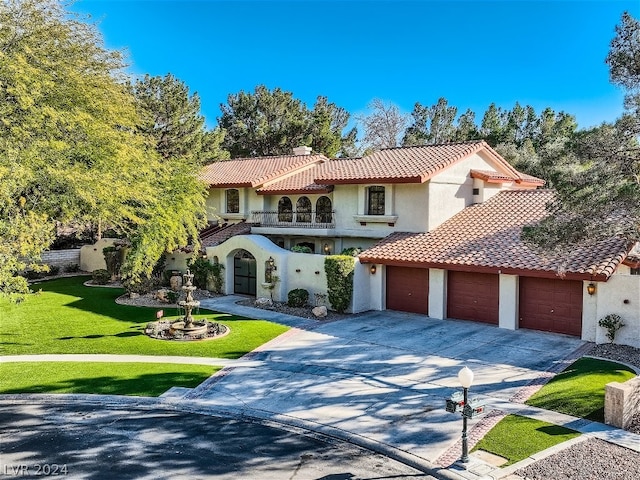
[226,189,239,213]
[296,196,311,223]
[367,186,385,215]
[316,196,332,224]
[278,197,293,222]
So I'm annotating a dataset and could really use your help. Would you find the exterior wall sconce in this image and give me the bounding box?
[268,256,276,271]
[587,282,596,296]
[323,244,330,254]
[370,265,377,275]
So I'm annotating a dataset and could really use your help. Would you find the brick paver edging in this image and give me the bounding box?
[435,341,595,467]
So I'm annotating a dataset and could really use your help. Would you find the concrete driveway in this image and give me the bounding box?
[194,301,585,466]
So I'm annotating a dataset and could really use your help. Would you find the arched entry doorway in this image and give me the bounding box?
[234,250,256,295]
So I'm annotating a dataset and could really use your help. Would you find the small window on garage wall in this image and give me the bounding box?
[226,189,239,213]
[367,186,385,215]
[631,268,640,275]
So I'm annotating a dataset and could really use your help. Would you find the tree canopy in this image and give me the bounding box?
[0,0,208,298]
[218,85,355,158]
[523,11,640,252]
[132,73,228,164]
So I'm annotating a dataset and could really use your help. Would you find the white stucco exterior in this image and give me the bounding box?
[582,275,640,348]
[498,274,518,330]
[428,268,447,320]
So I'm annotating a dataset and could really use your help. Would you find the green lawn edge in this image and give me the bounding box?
[0,362,220,397]
[472,414,581,466]
[0,276,289,358]
[525,357,636,421]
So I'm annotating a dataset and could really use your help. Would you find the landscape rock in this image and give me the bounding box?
[129,292,139,299]
[155,289,169,303]
[312,306,328,318]
[255,297,273,307]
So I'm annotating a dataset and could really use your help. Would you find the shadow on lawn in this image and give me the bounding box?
[0,371,214,397]
[35,276,252,324]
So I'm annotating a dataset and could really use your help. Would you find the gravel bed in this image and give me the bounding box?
[588,343,640,371]
[236,298,350,321]
[515,438,640,480]
[115,289,219,308]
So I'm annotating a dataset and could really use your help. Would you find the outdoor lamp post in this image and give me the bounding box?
[458,366,474,464]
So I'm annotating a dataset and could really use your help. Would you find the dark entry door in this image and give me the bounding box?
[234,257,257,295]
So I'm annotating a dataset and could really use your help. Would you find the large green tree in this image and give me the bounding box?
[132,73,228,164]
[0,0,207,298]
[218,85,353,157]
[403,97,458,146]
[523,12,640,251]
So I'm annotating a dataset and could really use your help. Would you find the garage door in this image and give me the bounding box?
[386,266,429,314]
[519,277,582,336]
[447,271,499,324]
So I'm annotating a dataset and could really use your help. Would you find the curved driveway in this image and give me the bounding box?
[192,297,586,466]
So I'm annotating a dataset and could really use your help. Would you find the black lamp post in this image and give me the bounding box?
[457,366,474,464]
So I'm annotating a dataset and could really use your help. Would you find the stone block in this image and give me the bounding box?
[605,376,640,429]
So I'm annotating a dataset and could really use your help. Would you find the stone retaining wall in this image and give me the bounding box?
[605,376,640,429]
[40,249,81,268]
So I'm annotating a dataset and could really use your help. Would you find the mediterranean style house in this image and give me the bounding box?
[189,141,639,348]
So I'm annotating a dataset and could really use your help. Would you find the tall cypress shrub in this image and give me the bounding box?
[324,255,355,313]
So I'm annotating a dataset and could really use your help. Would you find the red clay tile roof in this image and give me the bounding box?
[314,141,525,185]
[256,160,351,195]
[199,155,327,187]
[359,190,628,280]
[470,169,545,186]
[200,221,252,248]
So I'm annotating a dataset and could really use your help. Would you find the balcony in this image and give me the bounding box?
[251,210,336,229]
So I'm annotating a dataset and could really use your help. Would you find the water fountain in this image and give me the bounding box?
[169,270,208,337]
[145,270,228,341]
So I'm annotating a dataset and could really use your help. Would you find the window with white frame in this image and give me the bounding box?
[367,186,385,215]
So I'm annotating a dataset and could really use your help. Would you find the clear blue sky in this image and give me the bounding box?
[72,0,640,130]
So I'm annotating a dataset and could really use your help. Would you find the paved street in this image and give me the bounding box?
[0,399,428,480]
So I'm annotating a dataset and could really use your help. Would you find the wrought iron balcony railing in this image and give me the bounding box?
[251,210,336,228]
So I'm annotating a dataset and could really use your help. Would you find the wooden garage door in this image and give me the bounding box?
[447,271,499,324]
[386,266,429,314]
[519,277,582,336]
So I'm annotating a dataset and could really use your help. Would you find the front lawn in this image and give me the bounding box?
[0,362,218,397]
[472,414,580,466]
[0,276,289,358]
[525,357,636,421]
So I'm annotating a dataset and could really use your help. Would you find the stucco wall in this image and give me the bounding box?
[165,251,194,274]
[79,238,116,272]
[586,275,640,347]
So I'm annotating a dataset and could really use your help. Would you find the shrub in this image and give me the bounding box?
[598,314,625,343]
[64,263,80,273]
[121,275,160,294]
[92,269,111,285]
[324,255,355,313]
[48,265,60,276]
[210,263,224,294]
[291,245,313,253]
[166,290,180,304]
[340,247,362,257]
[288,288,309,308]
[188,257,218,290]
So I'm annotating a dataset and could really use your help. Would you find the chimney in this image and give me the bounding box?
[292,146,312,156]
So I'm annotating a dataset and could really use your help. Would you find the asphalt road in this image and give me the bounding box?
[0,399,430,480]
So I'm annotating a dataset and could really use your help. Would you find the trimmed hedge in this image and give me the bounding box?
[324,255,355,313]
[91,269,110,285]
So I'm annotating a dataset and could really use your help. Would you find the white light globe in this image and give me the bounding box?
[458,366,474,388]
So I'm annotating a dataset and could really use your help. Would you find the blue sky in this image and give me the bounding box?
[72,0,640,130]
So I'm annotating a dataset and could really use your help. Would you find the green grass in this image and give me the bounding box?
[0,276,289,358]
[526,357,636,421]
[472,414,581,466]
[0,362,219,397]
